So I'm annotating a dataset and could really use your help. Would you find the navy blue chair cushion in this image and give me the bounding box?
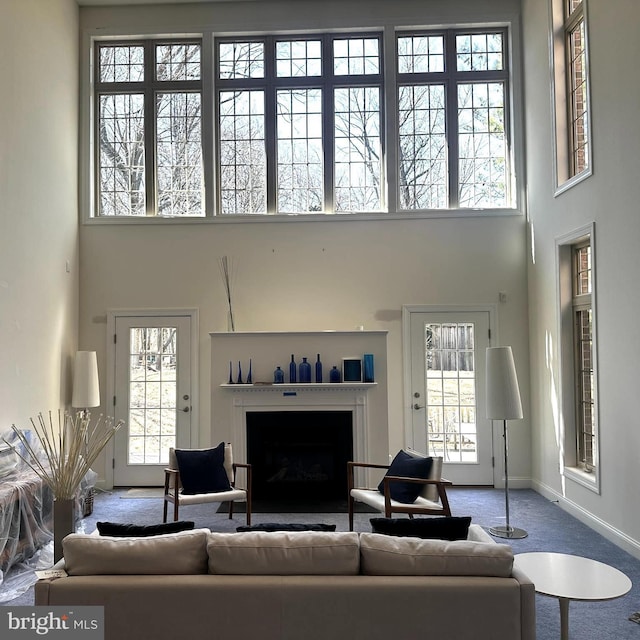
[175,442,231,495]
[377,450,433,503]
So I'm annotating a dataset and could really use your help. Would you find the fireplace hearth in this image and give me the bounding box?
[246,411,353,504]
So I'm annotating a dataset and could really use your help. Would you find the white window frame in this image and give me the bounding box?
[81,22,524,223]
[556,222,600,492]
[549,0,593,196]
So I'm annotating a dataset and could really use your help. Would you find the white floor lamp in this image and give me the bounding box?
[72,350,101,455]
[486,346,527,539]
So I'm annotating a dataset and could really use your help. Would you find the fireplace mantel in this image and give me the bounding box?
[221,383,377,392]
[210,330,389,473]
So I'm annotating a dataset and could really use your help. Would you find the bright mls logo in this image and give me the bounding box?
[2,607,104,638]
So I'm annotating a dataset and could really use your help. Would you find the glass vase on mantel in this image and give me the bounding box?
[299,357,312,383]
[289,355,297,383]
[54,498,76,562]
[315,354,323,383]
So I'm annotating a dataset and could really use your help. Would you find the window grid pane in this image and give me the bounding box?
[568,18,589,175]
[156,43,201,81]
[219,90,266,214]
[98,93,146,216]
[458,82,507,208]
[575,307,594,466]
[99,45,144,83]
[565,0,582,18]
[276,40,322,77]
[334,87,382,211]
[397,36,444,73]
[156,92,204,216]
[219,41,265,79]
[456,33,504,72]
[128,327,177,465]
[333,37,380,75]
[398,84,448,209]
[425,323,478,463]
[276,89,324,212]
[574,244,591,295]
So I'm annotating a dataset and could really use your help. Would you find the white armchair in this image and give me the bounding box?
[163,443,252,526]
[348,450,452,531]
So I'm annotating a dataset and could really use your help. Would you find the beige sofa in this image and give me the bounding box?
[35,524,535,640]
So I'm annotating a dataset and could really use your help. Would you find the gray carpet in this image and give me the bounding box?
[2,487,639,640]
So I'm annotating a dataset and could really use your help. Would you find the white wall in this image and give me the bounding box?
[78,0,530,486]
[0,0,79,428]
[523,0,640,554]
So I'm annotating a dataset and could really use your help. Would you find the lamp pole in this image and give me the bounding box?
[489,419,527,539]
[486,346,527,540]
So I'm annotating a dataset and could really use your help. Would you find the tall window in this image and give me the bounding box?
[397,30,510,209]
[550,0,592,192]
[573,241,594,469]
[95,40,204,217]
[557,225,599,490]
[91,28,517,217]
[216,34,383,214]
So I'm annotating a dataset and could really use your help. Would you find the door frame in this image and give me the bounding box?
[402,304,499,486]
[104,308,199,489]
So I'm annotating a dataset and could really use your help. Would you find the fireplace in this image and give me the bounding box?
[246,411,353,503]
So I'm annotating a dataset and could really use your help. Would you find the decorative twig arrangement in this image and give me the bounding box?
[4,411,124,500]
[219,255,236,332]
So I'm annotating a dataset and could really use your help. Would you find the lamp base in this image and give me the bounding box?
[489,525,528,539]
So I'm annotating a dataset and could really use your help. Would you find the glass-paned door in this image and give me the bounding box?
[408,310,493,484]
[113,315,192,486]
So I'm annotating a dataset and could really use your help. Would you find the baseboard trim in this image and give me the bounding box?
[532,479,640,560]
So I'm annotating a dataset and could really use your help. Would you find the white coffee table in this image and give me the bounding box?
[514,552,632,640]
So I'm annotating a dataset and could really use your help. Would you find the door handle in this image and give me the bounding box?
[413,403,424,410]
[182,406,190,413]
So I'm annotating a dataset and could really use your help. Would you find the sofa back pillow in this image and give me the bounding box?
[207,531,360,575]
[370,516,471,540]
[96,520,195,537]
[360,532,513,577]
[63,529,210,575]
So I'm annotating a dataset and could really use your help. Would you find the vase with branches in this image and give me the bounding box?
[219,255,236,331]
[4,410,124,561]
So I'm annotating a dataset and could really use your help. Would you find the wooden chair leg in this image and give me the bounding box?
[228,501,234,520]
[348,496,355,531]
[173,499,179,522]
[163,499,168,523]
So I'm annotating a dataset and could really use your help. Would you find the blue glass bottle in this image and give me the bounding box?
[274,366,284,384]
[315,354,323,383]
[329,365,341,383]
[289,354,297,383]
[299,357,311,383]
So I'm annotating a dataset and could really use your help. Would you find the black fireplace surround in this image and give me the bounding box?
[246,411,353,504]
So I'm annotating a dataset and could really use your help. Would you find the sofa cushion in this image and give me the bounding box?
[377,450,433,503]
[370,516,471,540]
[96,521,195,537]
[175,442,231,494]
[359,532,513,577]
[207,531,360,575]
[236,523,337,532]
[63,529,210,575]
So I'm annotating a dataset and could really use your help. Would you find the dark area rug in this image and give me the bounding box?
[217,499,376,514]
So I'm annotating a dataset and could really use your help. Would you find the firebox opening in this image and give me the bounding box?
[246,411,353,504]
